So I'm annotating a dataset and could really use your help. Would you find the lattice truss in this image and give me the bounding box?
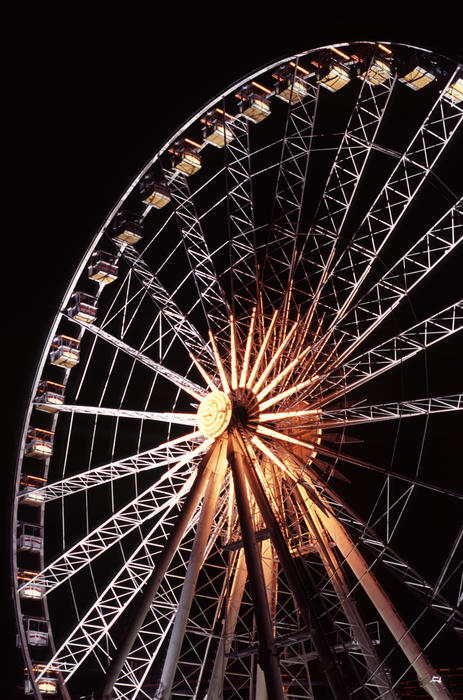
[12,42,462,700]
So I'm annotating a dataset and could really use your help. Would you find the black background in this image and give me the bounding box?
[5,7,462,697]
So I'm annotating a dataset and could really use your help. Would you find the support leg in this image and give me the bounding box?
[157,438,228,699]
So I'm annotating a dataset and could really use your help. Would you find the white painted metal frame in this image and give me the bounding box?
[12,42,462,700]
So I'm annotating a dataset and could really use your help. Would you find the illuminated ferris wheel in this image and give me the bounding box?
[12,41,463,700]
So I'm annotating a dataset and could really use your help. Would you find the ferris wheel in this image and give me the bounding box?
[12,41,463,700]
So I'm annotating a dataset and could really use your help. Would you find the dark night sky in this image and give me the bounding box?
[5,8,462,697]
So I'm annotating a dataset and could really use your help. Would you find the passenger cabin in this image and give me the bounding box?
[398,55,436,90]
[18,570,45,600]
[67,292,98,324]
[34,380,65,412]
[25,665,58,695]
[23,617,49,646]
[170,138,202,175]
[273,64,310,103]
[88,250,118,284]
[360,56,393,86]
[24,428,54,460]
[17,523,43,552]
[19,475,46,506]
[50,334,80,368]
[317,60,351,92]
[201,109,234,147]
[112,214,143,245]
[444,77,463,104]
[237,82,271,122]
[140,176,171,208]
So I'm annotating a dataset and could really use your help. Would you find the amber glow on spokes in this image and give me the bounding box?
[194,310,323,476]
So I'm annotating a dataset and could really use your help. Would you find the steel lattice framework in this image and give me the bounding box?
[12,41,462,700]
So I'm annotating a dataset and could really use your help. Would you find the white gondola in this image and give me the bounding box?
[170,138,202,175]
[67,291,98,324]
[25,666,58,695]
[274,63,311,103]
[88,250,118,284]
[140,178,171,208]
[24,617,49,646]
[49,334,80,368]
[17,523,43,552]
[18,570,45,600]
[24,428,54,459]
[201,109,234,147]
[112,216,143,245]
[444,77,463,103]
[34,380,65,412]
[360,56,393,86]
[19,475,46,506]
[237,82,271,122]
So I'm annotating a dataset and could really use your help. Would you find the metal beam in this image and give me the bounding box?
[228,433,285,700]
[230,429,349,700]
[307,491,453,700]
[155,437,228,699]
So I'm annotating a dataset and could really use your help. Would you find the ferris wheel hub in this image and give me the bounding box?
[196,390,232,438]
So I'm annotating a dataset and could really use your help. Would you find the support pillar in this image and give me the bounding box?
[232,429,349,700]
[157,438,228,699]
[310,495,453,700]
[228,435,285,700]
[207,550,247,699]
[296,485,397,699]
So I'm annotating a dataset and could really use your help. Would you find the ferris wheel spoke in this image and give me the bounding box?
[296,48,398,310]
[162,168,231,330]
[316,394,462,428]
[220,113,260,315]
[112,239,215,370]
[102,438,229,700]
[313,48,398,237]
[37,442,225,687]
[18,441,212,597]
[272,75,319,232]
[321,199,462,359]
[306,70,462,346]
[67,315,207,400]
[261,69,319,300]
[44,403,197,425]
[260,395,461,452]
[319,301,463,404]
[28,432,207,502]
[162,504,231,700]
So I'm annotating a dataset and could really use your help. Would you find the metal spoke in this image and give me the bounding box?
[113,239,215,371]
[44,403,197,425]
[310,69,463,332]
[163,168,230,330]
[18,442,212,597]
[67,315,207,400]
[28,433,207,501]
[319,301,463,404]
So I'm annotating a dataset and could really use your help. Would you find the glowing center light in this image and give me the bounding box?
[192,311,325,478]
[197,390,232,438]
